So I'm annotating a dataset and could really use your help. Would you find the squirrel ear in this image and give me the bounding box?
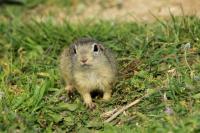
[98,44,105,51]
[69,44,77,54]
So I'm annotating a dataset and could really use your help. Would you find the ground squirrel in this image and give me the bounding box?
[60,38,117,109]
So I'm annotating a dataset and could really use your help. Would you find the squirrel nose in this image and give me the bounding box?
[81,58,88,63]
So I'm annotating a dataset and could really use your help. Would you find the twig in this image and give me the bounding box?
[101,108,118,118]
[104,93,150,123]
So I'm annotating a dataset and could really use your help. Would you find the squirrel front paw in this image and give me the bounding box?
[65,85,74,98]
[85,102,96,109]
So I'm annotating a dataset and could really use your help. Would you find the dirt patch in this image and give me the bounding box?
[22,0,200,23]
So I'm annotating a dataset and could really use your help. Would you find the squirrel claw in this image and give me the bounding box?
[86,102,96,109]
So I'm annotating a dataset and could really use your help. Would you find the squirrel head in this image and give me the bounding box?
[69,38,106,68]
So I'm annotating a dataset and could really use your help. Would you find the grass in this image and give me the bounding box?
[1,2,200,132]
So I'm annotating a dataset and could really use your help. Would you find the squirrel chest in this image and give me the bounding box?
[73,67,113,91]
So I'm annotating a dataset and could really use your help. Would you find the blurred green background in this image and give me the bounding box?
[1,0,200,132]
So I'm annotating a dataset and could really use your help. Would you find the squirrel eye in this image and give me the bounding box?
[93,44,98,52]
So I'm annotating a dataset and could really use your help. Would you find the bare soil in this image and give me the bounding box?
[23,0,200,23]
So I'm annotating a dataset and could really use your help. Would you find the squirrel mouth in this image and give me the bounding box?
[81,63,91,67]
